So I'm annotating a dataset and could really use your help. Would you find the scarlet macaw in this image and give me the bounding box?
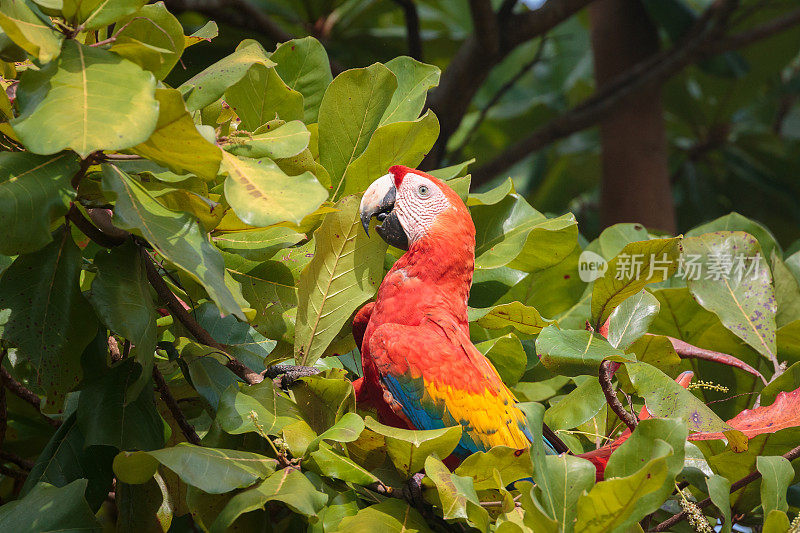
[354,165,565,460]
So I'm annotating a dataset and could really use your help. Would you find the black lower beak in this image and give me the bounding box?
[360,187,409,250]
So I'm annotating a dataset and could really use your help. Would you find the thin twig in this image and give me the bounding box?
[660,334,769,385]
[652,442,800,531]
[140,248,263,385]
[152,367,201,445]
[0,450,34,471]
[0,367,60,428]
[391,0,423,60]
[599,360,638,432]
[100,153,145,160]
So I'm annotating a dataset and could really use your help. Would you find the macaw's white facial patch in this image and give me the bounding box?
[394,172,451,244]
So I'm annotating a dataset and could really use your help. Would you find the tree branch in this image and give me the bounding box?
[141,248,264,385]
[391,0,423,60]
[0,465,26,481]
[0,367,60,428]
[165,0,292,43]
[0,450,34,471]
[67,204,127,248]
[469,0,500,55]
[153,367,202,445]
[599,360,638,432]
[652,442,800,531]
[470,0,800,186]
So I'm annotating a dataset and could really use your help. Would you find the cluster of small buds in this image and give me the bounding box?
[677,488,714,533]
[248,410,267,438]
[789,513,800,533]
[687,380,730,393]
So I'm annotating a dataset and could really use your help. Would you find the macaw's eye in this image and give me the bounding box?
[417,185,430,198]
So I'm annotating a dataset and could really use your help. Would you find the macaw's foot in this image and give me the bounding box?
[265,365,321,389]
[401,472,426,509]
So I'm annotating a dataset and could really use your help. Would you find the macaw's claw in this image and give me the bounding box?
[401,472,426,509]
[265,365,321,389]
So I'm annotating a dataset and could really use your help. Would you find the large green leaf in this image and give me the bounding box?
[292,369,355,434]
[318,63,397,190]
[0,480,101,532]
[223,120,310,160]
[109,3,184,79]
[683,231,778,363]
[61,0,145,31]
[363,417,462,479]
[626,361,747,451]
[334,499,431,533]
[193,301,275,370]
[454,446,533,490]
[12,40,158,157]
[88,241,158,400]
[272,37,332,123]
[771,252,800,328]
[115,471,175,533]
[21,412,116,511]
[543,377,605,431]
[381,56,441,125]
[756,456,793,515]
[539,454,596,533]
[180,42,274,112]
[0,227,98,412]
[305,444,379,485]
[0,0,63,63]
[590,237,681,330]
[0,151,78,255]
[686,212,781,260]
[475,333,527,386]
[424,456,488,529]
[225,63,303,130]
[535,327,631,376]
[294,195,386,366]
[210,468,328,531]
[213,226,305,262]
[216,380,299,436]
[476,301,554,335]
[471,193,578,272]
[338,111,440,197]
[130,88,222,180]
[101,164,245,319]
[605,290,660,350]
[114,443,277,494]
[222,153,328,227]
[77,359,167,451]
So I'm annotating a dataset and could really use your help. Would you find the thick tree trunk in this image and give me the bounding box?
[590,0,676,233]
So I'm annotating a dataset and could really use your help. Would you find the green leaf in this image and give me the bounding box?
[77,359,167,450]
[181,42,275,112]
[707,474,732,533]
[543,377,605,431]
[294,195,386,366]
[130,88,222,180]
[574,449,670,532]
[0,0,63,63]
[472,194,578,272]
[21,412,116,511]
[101,164,245,319]
[454,446,532,490]
[535,327,632,376]
[364,417,462,479]
[186,354,239,410]
[216,380,299,436]
[184,20,217,48]
[687,212,781,260]
[476,301,554,335]
[12,40,158,157]
[425,455,488,529]
[683,231,777,362]
[590,237,681,330]
[335,499,431,533]
[593,223,650,260]
[213,226,305,262]
[116,471,174,533]
[224,120,310,160]
[62,0,145,30]
[292,369,355,434]
[318,63,397,189]
[0,227,98,412]
[756,455,793,515]
[338,110,439,197]
[89,241,158,400]
[606,290,660,350]
[0,480,101,532]
[306,412,365,454]
[604,418,688,516]
[108,2,185,79]
[381,56,440,125]
[468,177,514,206]
[772,252,800,328]
[272,37,332,123]
[306,444,379,485]
[222,153,328,227]
[539,454,596,533]
[211,468,328,531]
[475,333,527,386]
[0,151,78,255]
[193,301,275,371]
[226,63,303,130]
[626,361,748,451]
[114,444,278,494]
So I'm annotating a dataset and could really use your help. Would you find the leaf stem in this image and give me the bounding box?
[599,360,638,432]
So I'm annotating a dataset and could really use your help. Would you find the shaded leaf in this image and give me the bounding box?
[213,226,305,262]
[109,3,184,79]
[475,333,527,386]
[334,499,431,533]
[62,0,145,31]
[606,290,660,350]
[0,0,62,63]
[216,380,299,436]
[0,480,101,532]
[756,456,793,515]
[454,446,533,490]
[535,327,632,377]
[425,455,488,529]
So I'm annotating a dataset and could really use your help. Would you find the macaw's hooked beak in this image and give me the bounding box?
[359,173,409,251]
